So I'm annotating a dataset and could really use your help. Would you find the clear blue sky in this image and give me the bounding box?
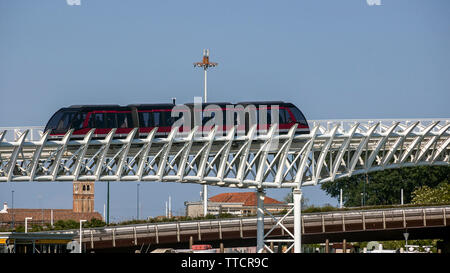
[1,0,449,221]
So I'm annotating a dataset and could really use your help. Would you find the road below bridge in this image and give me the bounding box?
[53,205,450,253]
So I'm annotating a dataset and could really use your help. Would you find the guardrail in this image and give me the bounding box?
[0,126,44,142]
[47,205,449,249]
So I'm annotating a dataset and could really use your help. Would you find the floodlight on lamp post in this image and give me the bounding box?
[25,217,32,233]
[79,219,87,253]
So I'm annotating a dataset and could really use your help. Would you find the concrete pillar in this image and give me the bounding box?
[325,239,329,253]
[220,242,224,253]
[203,185,208,216]
[293,188,302,253]
[189,236,193,249]
[343,239,347,253]
[256,189,265,253]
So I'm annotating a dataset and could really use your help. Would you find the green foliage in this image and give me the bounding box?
[411,183,450,205]
[108,213,237,227]
[84,218,106,228]
[283,192,310,208]
[14,226,25,233]
[320,166,450,207]
[374,239,438,252]
[349,239,440,253]
[301,204,337,213]
[48,218,106,231]
[53,219,78,230]
[111,219,148,226]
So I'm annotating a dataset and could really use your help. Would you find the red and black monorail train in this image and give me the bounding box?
[44,101,309,139]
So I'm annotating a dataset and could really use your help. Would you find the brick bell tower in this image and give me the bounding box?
[73,181,95,213]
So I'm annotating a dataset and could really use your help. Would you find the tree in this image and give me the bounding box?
[320,166,449,207]
[283,191,309,208]
[411,183,450,205]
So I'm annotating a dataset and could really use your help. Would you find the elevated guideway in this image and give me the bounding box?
[1,118,449,253]
[1,119,448,185]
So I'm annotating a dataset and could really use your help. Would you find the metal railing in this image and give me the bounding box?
[45,205,449,245]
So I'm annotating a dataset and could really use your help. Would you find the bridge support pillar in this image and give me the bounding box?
[256,188,265,253]
[293,188,302,253]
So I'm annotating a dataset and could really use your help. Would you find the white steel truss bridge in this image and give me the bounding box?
[1,118,449,253]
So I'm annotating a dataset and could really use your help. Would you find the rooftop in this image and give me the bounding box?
[209,192,284,206]
[0,207,102,223]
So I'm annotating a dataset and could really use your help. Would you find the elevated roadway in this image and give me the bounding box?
[48,205,450,252]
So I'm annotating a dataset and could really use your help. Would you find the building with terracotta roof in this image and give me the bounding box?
[0,205,103,229]
[185,192,289,217]
[0,181,102,230]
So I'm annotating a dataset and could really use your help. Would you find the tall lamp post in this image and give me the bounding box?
[194,49,218,217]
[79,219,87,253]
[137,183,140,220]
[106,181,110,225]
[11,190,15,229]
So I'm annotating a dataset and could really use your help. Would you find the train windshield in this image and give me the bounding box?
[45,110,77,132]
[289,107,308,126]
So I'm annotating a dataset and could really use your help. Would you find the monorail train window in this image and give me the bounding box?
[46,110,64,131]
[161,111,176,127]
[255,108,272,125]
[138,111,175,128]
[104,113,117,128]
[202,111,216,125]
[117,112,133,128]
[154,112,162,126]
[56,112,77,131]
[289,107,308,125]
[233,112,241,125]
[70,112,87,130]
[265,108,289,124]
[138,112,153,127]
[88,113,116,128]
[253,107,289,125]
[280,108,290,123]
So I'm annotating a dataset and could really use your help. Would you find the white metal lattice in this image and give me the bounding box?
[1,119,448,185]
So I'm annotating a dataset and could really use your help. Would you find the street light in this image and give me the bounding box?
[136,183,140,220]
[25,217,32,233]
[403,232,409,252]
[79,219,87,253]
[11,190,14,229]
[194,49,218,217]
